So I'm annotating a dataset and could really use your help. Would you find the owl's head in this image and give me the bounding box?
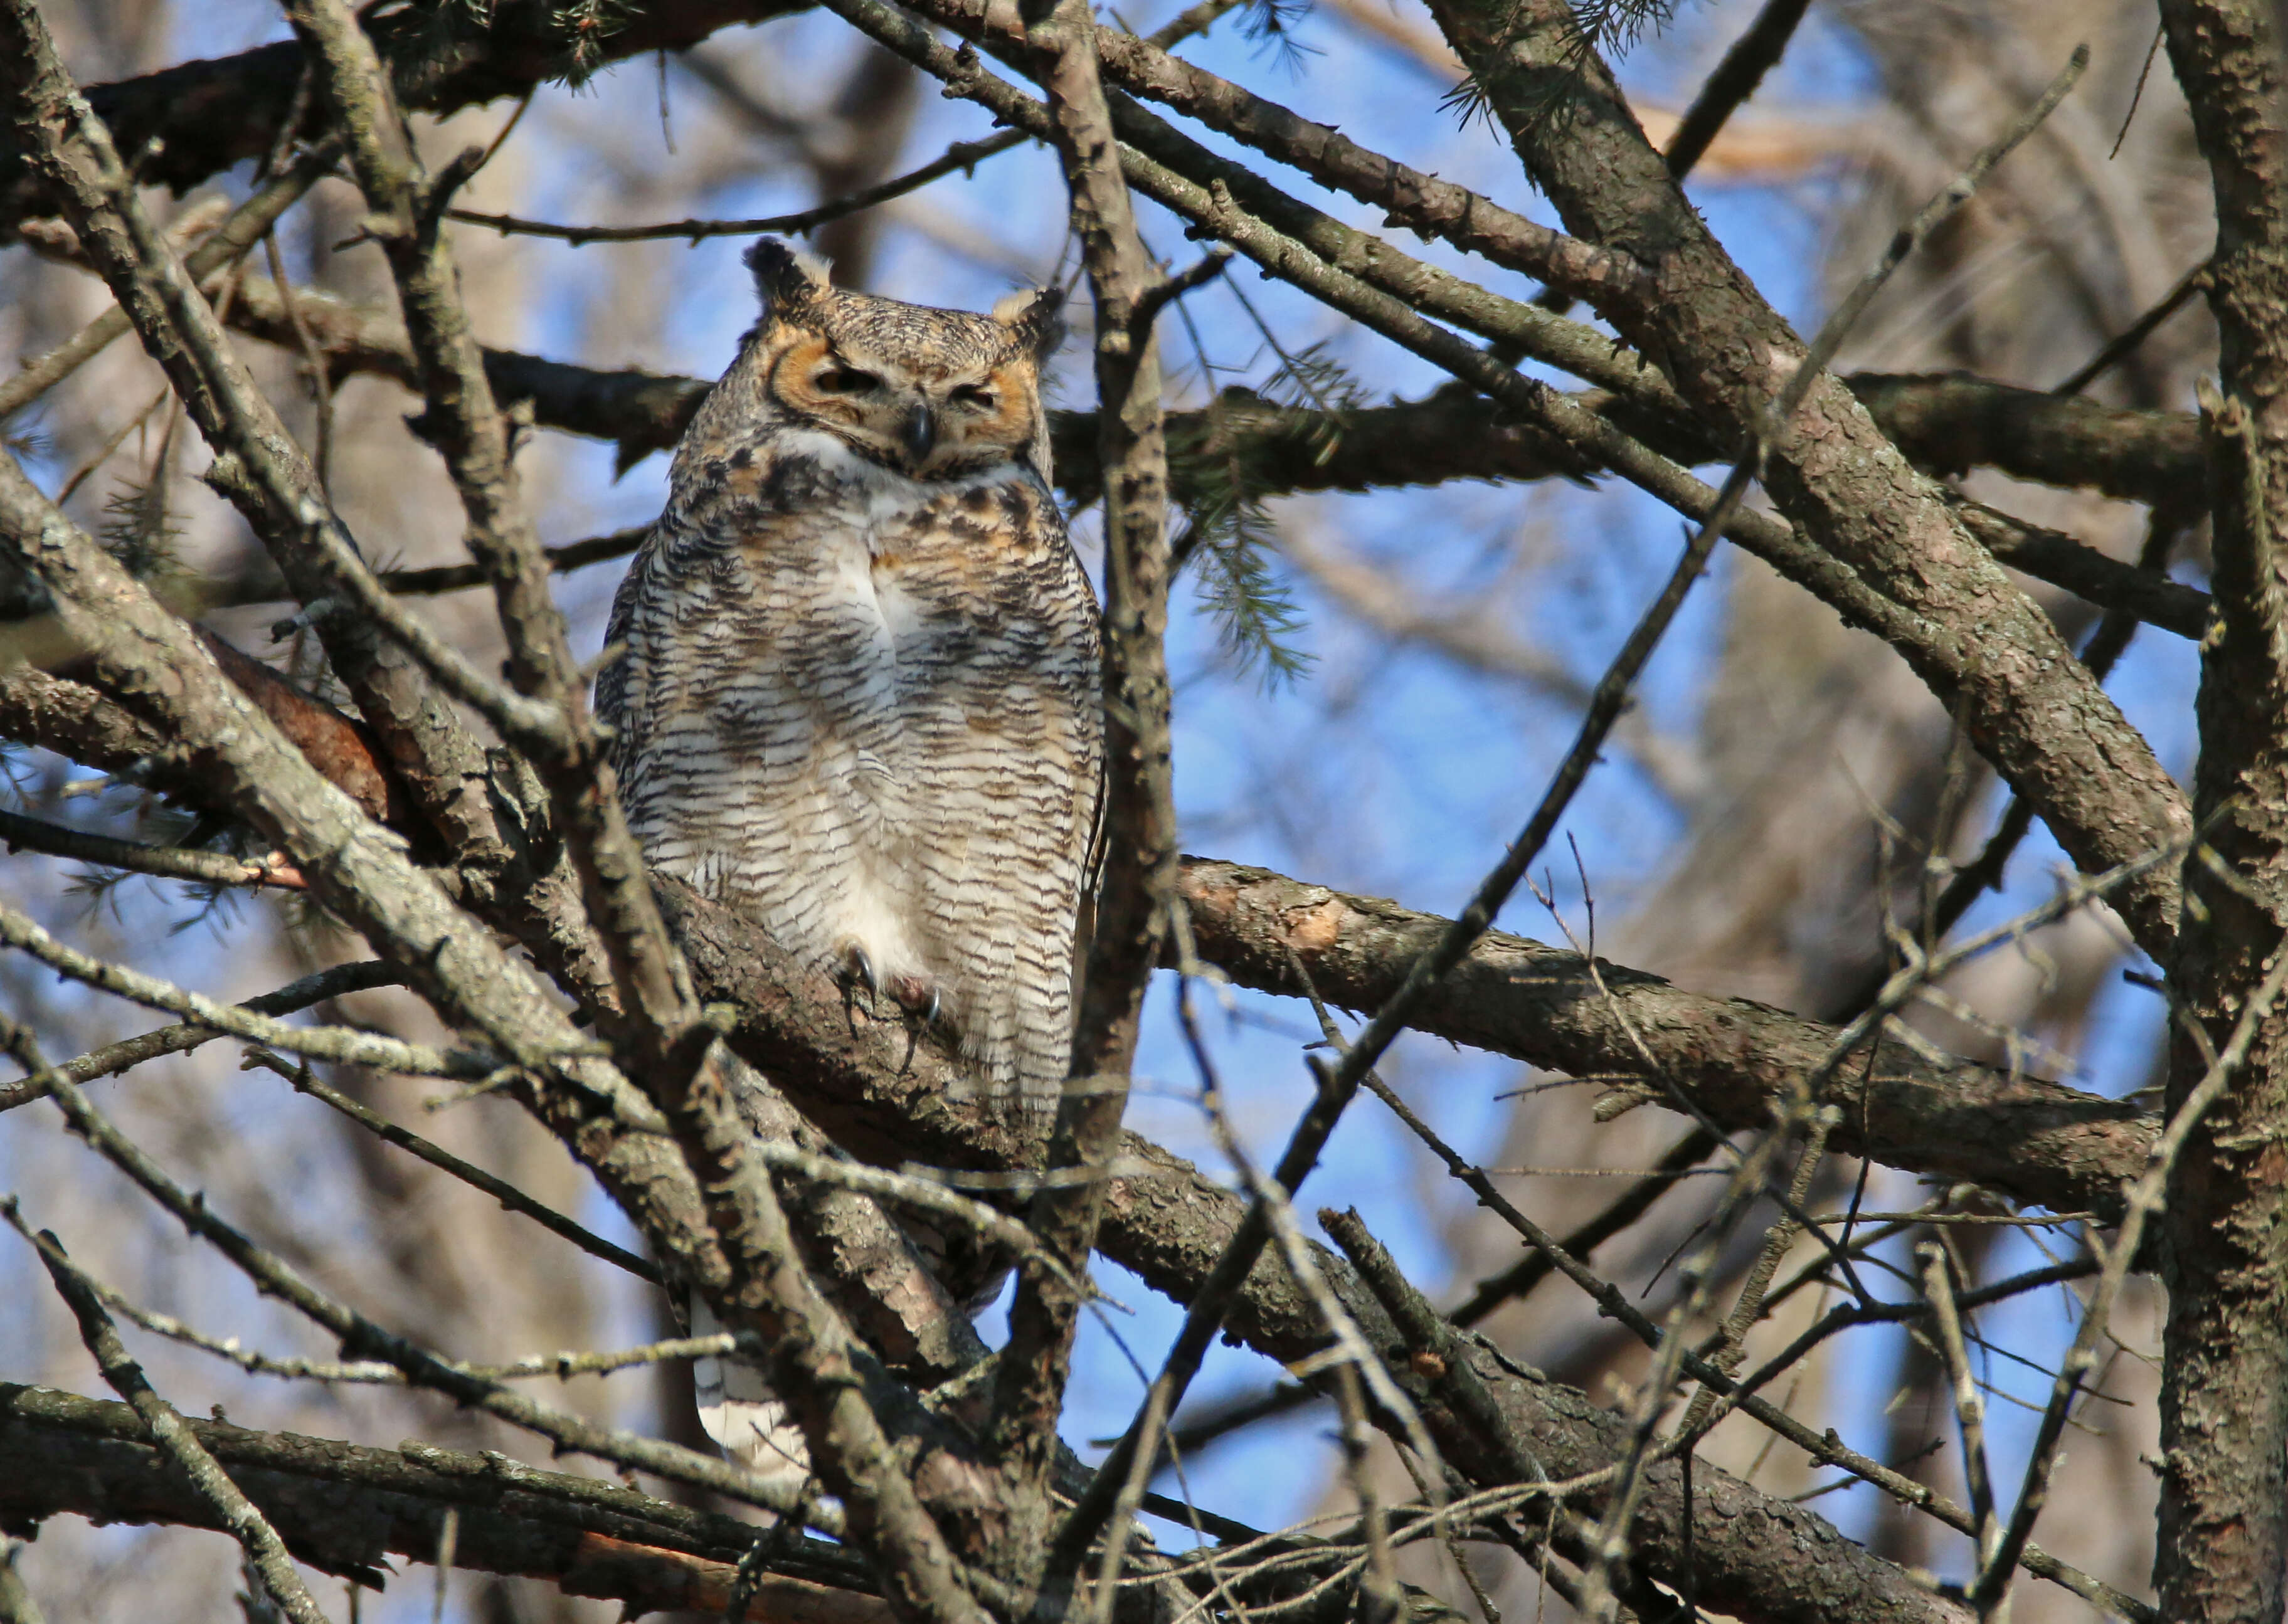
[741,239,1064,481]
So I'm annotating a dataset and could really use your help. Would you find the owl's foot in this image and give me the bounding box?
[889,974,942,1026]
[839,942,884,1025]
[837,944,941,1028]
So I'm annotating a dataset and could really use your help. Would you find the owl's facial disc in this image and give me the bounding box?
[770,327,1037,478]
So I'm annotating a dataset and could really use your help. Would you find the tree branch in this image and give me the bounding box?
[983,0,1173,1588]
[206,260,2215,518]
[0,1382,877,1608]
[283,0,692,1058]
[1176,858,2155,1221]
[14,1220,331,1624]
[0,628,2168,1237]
[0,0,808,243]
[1415,0,2193,959]
[0,141,337,425]
[2152,4,2288,1617]
[0,959,404,1115]
[186,270,2214,638]
[0,0,514,876]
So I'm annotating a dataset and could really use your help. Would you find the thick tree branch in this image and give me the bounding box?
[1175,860,2155,1223]
[0,628,2169,1231]
[0,1382,877,1608]
[0,635,2168,1233]
[1024,6,1651,309]
[984,0,1173,1588]
[1850,371,2202,507]
[16,1228,329,1624]
[0,2,514,878]
[0,666,175,786]
[282,0,691,1056]
[208,260,2213,516]
[0,582,2135,1623]
[1414,0,2192,959]
[3,40,1007,1600]
[191,273,2211,636]
[2153,3,2288,1618]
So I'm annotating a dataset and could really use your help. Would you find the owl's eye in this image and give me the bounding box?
[948,383,996,411]
[814,365,881,394]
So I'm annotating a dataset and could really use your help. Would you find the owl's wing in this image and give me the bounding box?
[591,525,659,736]
[1067,715,1111,1015]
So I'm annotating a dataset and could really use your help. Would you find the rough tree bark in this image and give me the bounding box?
[2154,2,2288,1620]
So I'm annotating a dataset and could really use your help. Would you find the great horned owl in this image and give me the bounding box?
[597,240,1104,1480]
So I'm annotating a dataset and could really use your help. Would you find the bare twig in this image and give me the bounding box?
[0,895,486,1078]
[0,1,511,869]
[1971,943,2288,1617]
[1355,1016,2148,1621]
[1919,1242,2000,1582]
[0,806,305,889]
[72,1247,734,1383]
[1771,45,2090,438]
[2050,257,2211,397]
[1662,0,1813,180]
[9,1210,331,1624]
[1676,1109,1836,1439]
[449,131,1028,245]
[242,1049,660,1283]
[1451,1127,1724,1326]
[260,228,335,488]
[1139,978,1432,1624]
[0,959,404,1114]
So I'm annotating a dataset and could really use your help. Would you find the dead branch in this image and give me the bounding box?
[982,0,1173,1588]
[0,1382,876,1605]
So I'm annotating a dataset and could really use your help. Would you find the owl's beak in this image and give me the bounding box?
[900,404,938,467]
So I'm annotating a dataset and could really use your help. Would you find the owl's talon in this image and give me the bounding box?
[842,942,882,997]
[885,974,941,1025]
[837,943,887,1029]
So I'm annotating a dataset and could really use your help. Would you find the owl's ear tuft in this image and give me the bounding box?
[745,238,834,323]
[992,287,1067,361]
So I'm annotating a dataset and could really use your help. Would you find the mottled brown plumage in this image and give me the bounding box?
[596,241,1103,1479]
